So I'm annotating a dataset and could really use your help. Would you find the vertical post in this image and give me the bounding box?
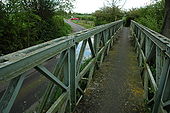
[100,32,106,65]
[63,51,71,112]
[135,25,138,37]
[113,26,115,33]
[162,70,170,111]
[109,28,112,38]
[137,29,141,39]
[107,43,111,54]
[64,51,70,88]
[143,69,148,100]
[104,30,108,56]
[156,47,163,85]
[94,33,100,69]
[106,29,110,55]
[137,30,141,62]
[134,27,138,52]
[162,48,170,108]
[94,34,99,53]
[69,46,76,111]
[145,37,149,57]
[152,58,170,113]
[139,32,143,64]
[110,27,115,48]
[103,30,106,44]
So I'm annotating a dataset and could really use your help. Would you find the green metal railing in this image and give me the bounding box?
[131,21,170,113]
[0,20,123,113]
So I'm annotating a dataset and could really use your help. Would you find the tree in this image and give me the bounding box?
[161,0,170,38]
[125,1,164,32]
[0,0,73,55]
[93,6,123,25]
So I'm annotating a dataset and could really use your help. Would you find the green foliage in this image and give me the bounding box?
[93,6,123,26]
[0,0,73,55]
[126,1,164,32]
[52,15,72,36]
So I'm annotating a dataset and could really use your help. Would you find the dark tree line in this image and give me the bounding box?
[0,0,73,55]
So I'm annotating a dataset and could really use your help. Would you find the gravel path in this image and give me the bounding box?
[75,27,146,113]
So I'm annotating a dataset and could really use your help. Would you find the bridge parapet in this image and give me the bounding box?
[131,21,170,113]
[0,20,123,113]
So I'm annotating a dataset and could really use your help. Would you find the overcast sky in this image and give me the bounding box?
[73,0,152,13]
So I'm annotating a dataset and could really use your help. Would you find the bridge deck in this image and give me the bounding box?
[75,27,146,113]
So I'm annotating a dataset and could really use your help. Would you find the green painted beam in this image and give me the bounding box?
[0,39,73,82]
[76,40,87,74]
[46,92,68,113]
[69,46,76,111]
[131,20,170,113]
[37,51,68,113]
[0,20,124,113]
[88,38,96,57]
[0,74,25,113]
[35,65,68,90]
[152,59,170,113]
[0,20,123,82]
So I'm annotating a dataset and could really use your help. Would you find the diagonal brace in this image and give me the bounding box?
[35,65,67,90]
[0,74,25,113]
[88,38,96,57]
[77,40,87,74]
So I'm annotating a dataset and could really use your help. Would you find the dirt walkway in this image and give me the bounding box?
[75,27,146,113]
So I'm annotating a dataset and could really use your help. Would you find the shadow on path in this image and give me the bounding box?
[75,27,146,113]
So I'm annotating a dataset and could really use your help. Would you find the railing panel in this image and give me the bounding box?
[131,20,170,113]
[0,20,123,113]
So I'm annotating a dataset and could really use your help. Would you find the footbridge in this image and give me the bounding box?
[0,20,170,113]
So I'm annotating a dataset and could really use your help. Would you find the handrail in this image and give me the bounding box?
[131,20,170,113]
[0,20,122,82]
[0,20,123,113]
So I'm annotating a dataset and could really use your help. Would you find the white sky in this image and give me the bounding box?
[73,0,152,13]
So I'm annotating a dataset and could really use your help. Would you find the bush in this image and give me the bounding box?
[0,0,72,55]
[93,6,123,26]
[126,1,164,32]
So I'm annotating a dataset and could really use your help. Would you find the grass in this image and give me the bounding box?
[61,22,73,35]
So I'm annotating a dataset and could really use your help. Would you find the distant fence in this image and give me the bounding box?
[0,20,123,113]
[131,21,170,113]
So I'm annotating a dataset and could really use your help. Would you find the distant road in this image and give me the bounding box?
[64,19,86,32]
[0,20,86,113]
